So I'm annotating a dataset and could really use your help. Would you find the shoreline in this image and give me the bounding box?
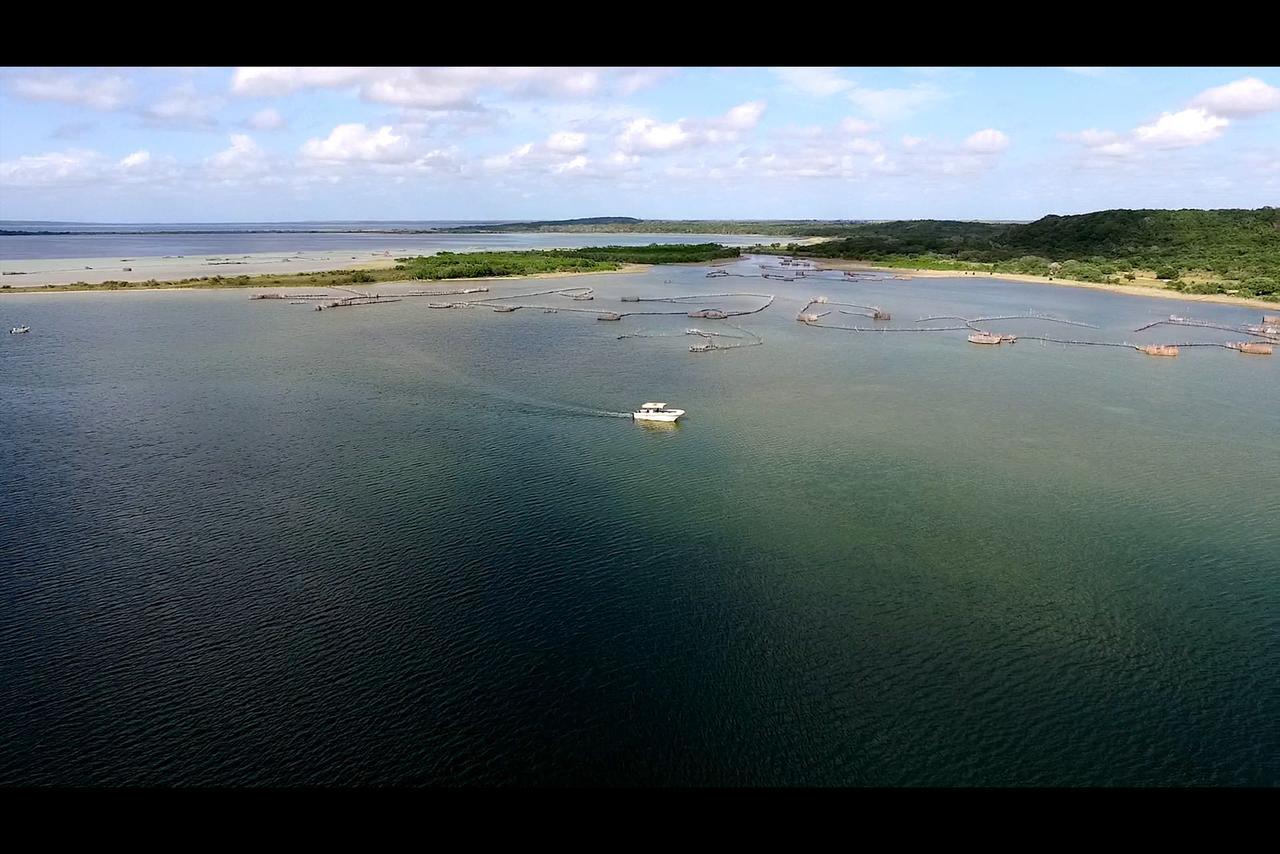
[0,264,648,296]
[812,259,1280,311]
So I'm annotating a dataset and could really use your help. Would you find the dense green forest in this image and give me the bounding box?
[773,208,1280,300]
[3,244,740,292]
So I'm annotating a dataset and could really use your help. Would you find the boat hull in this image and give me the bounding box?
[633,409,684,422]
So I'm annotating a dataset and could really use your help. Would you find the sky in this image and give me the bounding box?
[1,66,1278,223]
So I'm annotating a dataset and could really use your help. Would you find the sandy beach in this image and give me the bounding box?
[0,249,403,288]
[0,260,648,296]
[811,258,1280,311]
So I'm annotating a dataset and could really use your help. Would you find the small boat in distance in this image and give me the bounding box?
[633,402,685,422]
[9,325,30,334]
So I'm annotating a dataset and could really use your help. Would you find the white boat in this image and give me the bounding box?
[9,326,30,334]
[633,402,685,422]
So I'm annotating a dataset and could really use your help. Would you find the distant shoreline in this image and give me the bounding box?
[812,259,1280,311]
[0,264,648,296]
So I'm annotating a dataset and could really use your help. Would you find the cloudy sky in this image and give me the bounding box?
[1,66,1277,223]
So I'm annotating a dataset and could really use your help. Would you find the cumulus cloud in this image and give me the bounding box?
[483,142,536,171]
[230,67,670,110]
[723,101,766,130]
[616,118,694,154]
[1064,77,1277,167]
[230,67,373,97]
[1190,77,1280,117]
[246,108,286,131]
[1060,126,1143,166]
[552,155,588,174]
[144,83,224,129]
[546,131,587,154]
[206,135,270,182]
[1133,108,1228,149]
[119,150,151,168]
[9,72,131,111]
[0,149,104,187]
[1,147,176,189]
[964,128,1010,154]
[301,124,413,163]
[616,101,766,155]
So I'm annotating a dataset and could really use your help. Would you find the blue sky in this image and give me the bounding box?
[1,66,1277,222]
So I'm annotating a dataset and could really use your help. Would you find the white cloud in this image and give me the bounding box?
[615,68,678,95]
[964,128,1010,154]
[119,150,151,168]
[301,124,413,163]
[617,118,693,154]
[772,67,853,97]
[0,149,104,187]
[1094,141,1138,158]
[1133,108,1228,149]
[840,117,879,135]
[483,142,535,171]
[10,73,131,111]
[552,155,588,174]
[1,147,176,189]
[230,67,373,97]
[546,131,587,154]
[207,134,268,180]
[144,83,224,128]
[1060,127,1143,167]
[246,108,286,131]
[846,83,944,122]
[771,69,944,121]
[1059,128,1121,147]
[722,101,766,130]
[230,67,670,110]
[616,101,765,155]
[901,135,924,149]
[1191,77,1280,117]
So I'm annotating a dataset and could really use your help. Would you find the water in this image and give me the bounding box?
[1,256,1277,786]
[0,226,775,262]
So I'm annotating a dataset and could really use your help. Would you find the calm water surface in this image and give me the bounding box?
[1,257,1277,786]
[0,229,776,261]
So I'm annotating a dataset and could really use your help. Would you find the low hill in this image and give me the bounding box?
[791,208,1279,300]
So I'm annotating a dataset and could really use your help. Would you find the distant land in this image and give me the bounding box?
[3,209,1275,301]
[444,209,1280,301]
[0,244,741,293]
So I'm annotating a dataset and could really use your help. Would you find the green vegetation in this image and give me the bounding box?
[766,208,1280,301]
[390,243,739,278]
[3,244,740,293]
[442,218,863,235]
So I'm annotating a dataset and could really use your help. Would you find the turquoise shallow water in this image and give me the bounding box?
[1,256,1277,786]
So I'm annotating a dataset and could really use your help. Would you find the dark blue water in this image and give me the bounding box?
[2,258,1277,786]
